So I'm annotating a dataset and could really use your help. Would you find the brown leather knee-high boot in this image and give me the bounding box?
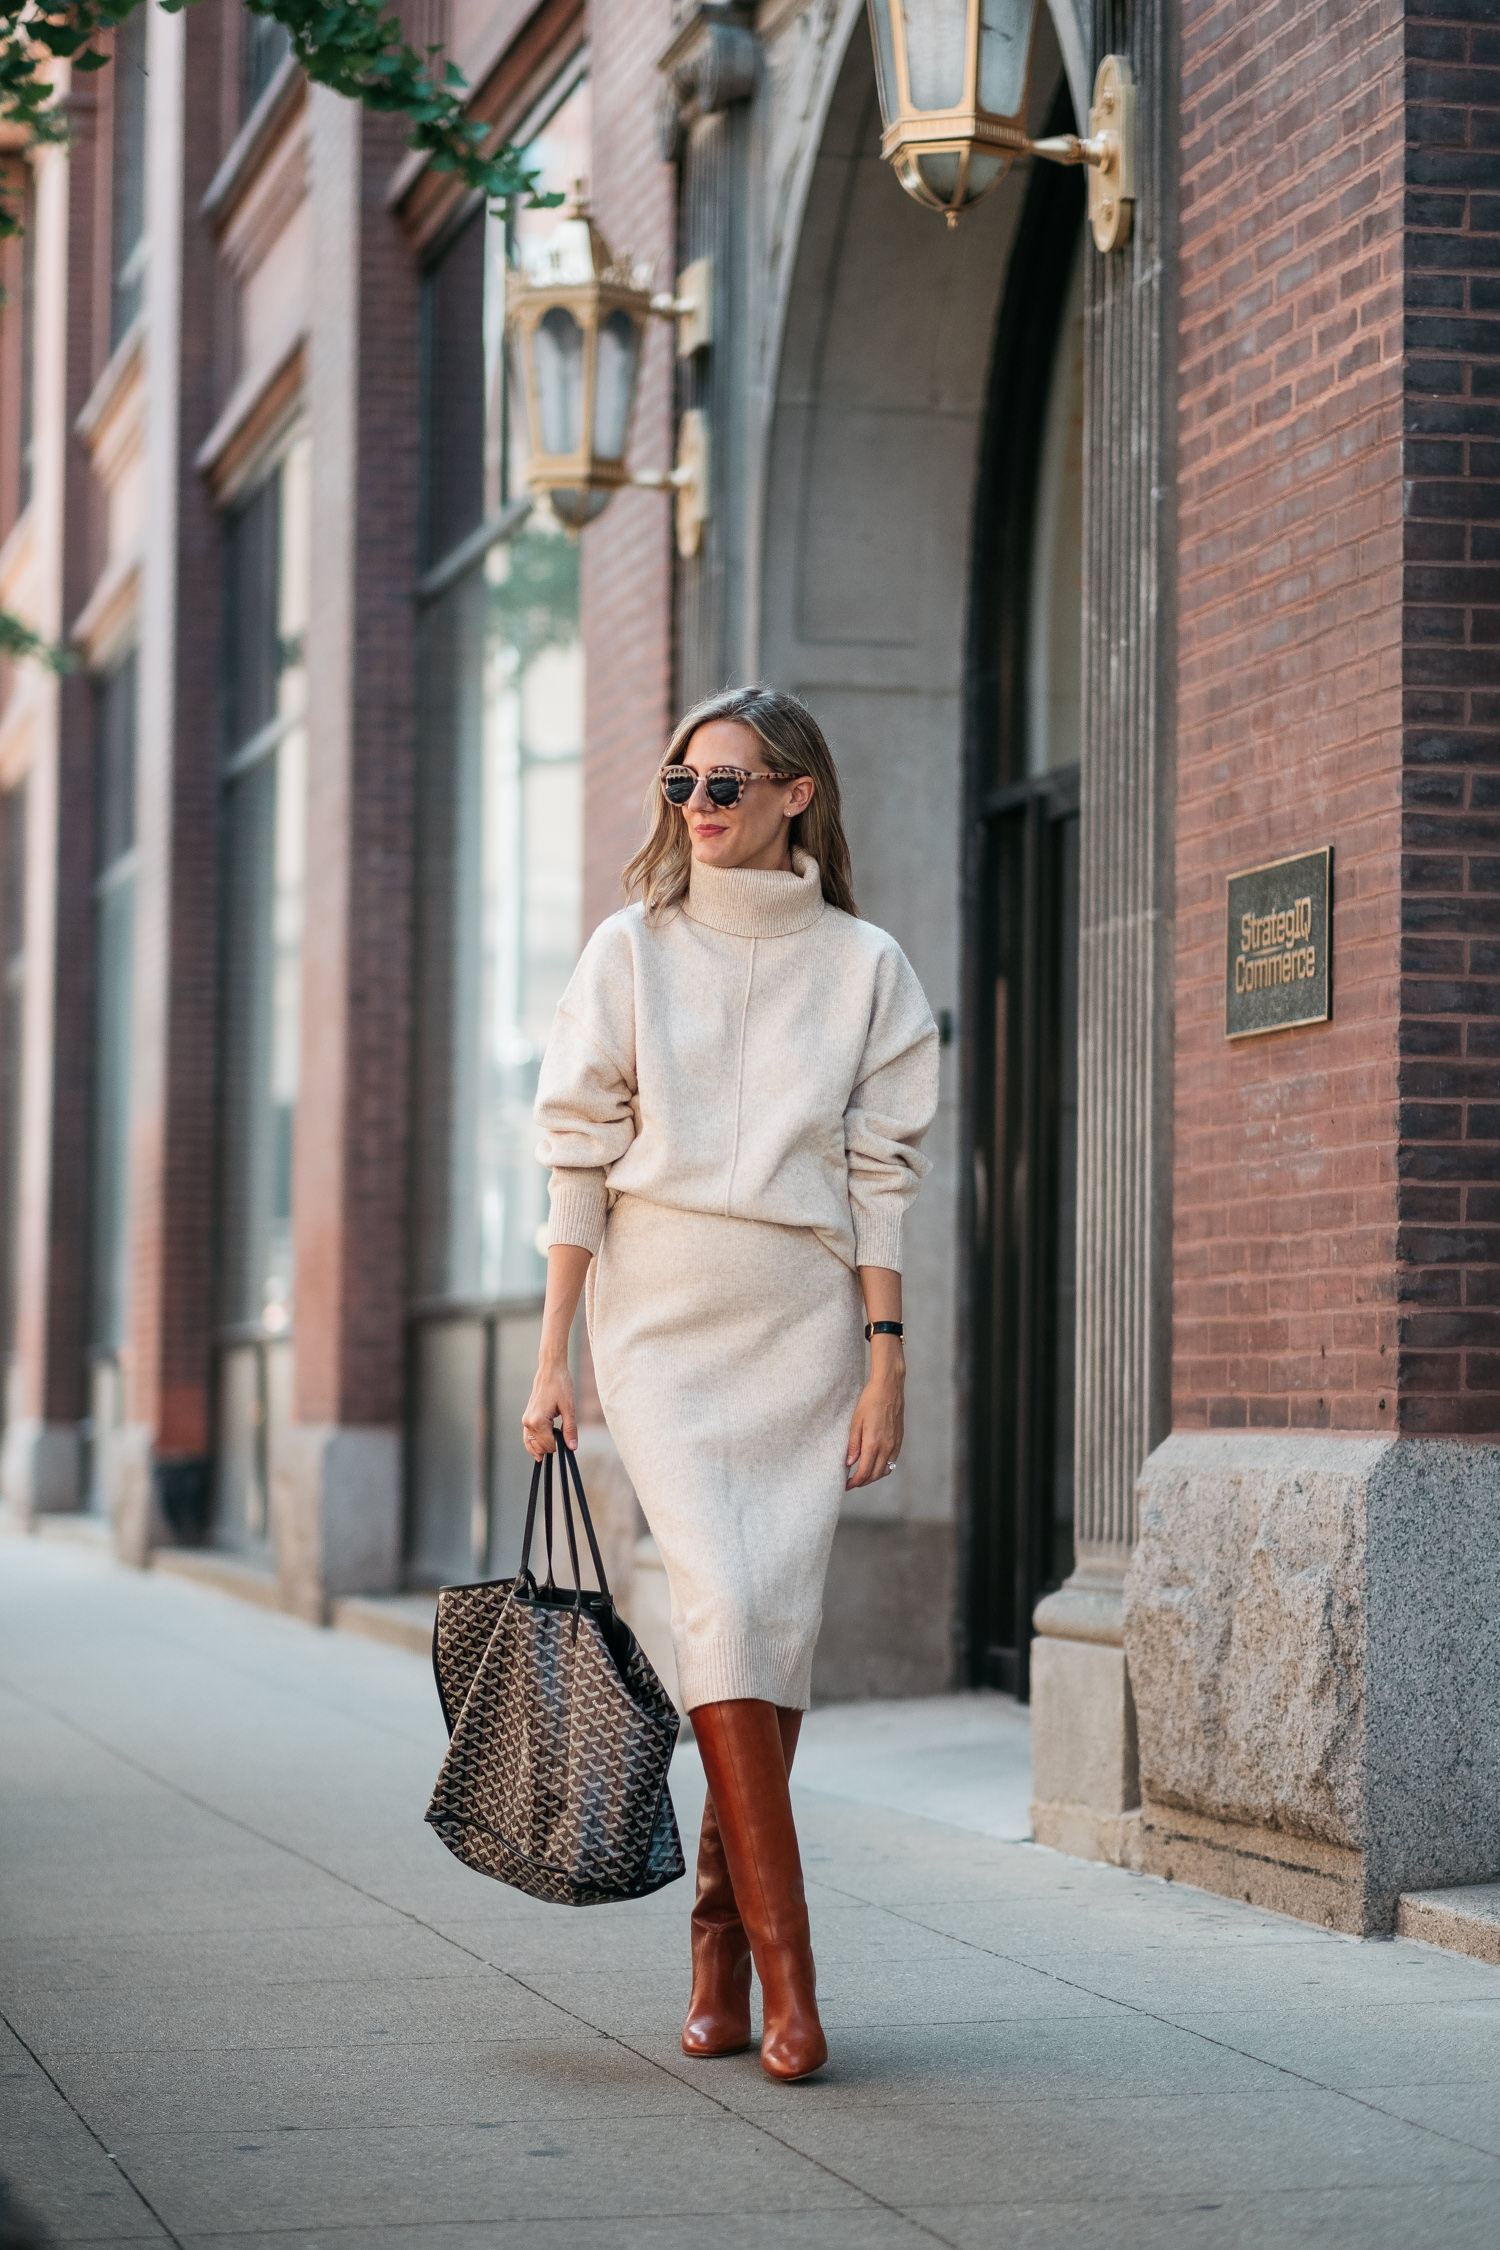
[682,1708,801,2058]
[690,1699,826,2081]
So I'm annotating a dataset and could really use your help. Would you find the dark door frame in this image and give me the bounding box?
[966,773,1080,1696]
[960,80,1085,1698]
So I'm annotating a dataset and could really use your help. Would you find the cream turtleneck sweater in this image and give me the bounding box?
[535,851,939,1273]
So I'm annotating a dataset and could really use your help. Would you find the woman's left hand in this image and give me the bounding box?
[845,1361,904,1487]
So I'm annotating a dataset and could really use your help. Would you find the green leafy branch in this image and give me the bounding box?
[2,0,560,240]
[0,0,560,667]
[0,610,75,670]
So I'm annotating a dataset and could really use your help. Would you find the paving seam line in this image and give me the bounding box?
[823,1886,1500,2173]
[0,1998,184,2248]
[0,1672,960,2250]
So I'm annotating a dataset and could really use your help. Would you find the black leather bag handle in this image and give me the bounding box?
[516,1430,612,1609]
[556,1427,612,1605]
[518,1451,547,1587]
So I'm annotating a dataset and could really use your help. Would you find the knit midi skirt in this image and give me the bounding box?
[587,1193,866,1712]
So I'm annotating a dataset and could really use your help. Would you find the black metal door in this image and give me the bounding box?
[968,772,1079,1695]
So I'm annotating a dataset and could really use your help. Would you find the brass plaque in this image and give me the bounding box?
[1225,848,1331,1039]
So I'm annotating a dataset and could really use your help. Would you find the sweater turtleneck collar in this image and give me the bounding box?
[684,848,826,939]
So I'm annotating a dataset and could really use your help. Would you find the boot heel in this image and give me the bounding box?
[757,1940,828,2080]
[682,1794,752,2056]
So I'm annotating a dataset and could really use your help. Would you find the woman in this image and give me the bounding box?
[522,686,938,2081]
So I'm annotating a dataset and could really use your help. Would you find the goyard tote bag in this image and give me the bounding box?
[425,1431,685,1905]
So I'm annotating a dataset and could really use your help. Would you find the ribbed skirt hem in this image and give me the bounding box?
[677,1631,817,1715]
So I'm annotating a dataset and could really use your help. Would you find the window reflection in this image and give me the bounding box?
[419,528,583,1304]
[0,784,25,1441]
[110,5,149,347]
[216,435,309,1550]
[87,652,138,1513]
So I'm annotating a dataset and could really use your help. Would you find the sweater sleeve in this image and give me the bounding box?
[844,942,940,1274]
[534,921,639,1257]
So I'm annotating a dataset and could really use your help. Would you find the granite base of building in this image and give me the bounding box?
[270,1425,402,1622]
[1126,1432,1500,1935]
[1029,1574,1143,1866]
[1135,1797,1369,1932]
[0,1421,81,1518]
[109,1425,159,1566]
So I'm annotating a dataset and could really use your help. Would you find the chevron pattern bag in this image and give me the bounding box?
[425,1432,685,1905]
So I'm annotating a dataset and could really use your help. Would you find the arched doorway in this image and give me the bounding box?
[757,10,1080,1695]
[966,91,1086,1695]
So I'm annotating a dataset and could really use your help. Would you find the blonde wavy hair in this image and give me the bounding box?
[622,686,858,921]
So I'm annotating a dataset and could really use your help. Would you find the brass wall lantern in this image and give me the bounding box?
[506,191,712,553]
[866,0,1136,249]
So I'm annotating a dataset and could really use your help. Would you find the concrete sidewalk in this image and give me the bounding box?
[3,1539,1500,2249]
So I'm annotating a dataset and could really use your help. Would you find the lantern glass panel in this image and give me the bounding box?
[868,0,898,118]
[966,150,1007,198]
[918,151,963,199]
[551,487,613,529]
[902,0,967,112]
[593,309,640,461]
[534,307,585,456]
[979,0,1033,117]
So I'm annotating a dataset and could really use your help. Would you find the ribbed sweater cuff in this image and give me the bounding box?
[851,1205,903,1274]
[546,1171,608,1256]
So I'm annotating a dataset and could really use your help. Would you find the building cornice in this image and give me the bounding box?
[0,502,36,615]
[210,106,309,290]
[195,334,306,505]
[201,55,305,233]
[74,312,145,467]
[657,3,757,159]
[70,547,140,670]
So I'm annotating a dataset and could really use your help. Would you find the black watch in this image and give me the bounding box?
[864,1320,905,1341]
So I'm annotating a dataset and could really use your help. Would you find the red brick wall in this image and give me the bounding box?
[580,0,676,935]
[1173,0,1408,1432]
[1396,6,1500,1434]
[295,107,420,1430]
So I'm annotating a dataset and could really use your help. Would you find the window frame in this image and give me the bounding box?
[405,59,589,1586]
[109,3,150,351]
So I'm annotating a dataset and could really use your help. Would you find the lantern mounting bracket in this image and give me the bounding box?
[649,257,713,357]
[1028,56,1135,253]
[631,408,710,561]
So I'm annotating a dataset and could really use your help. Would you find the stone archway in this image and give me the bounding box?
[755,7,1073,1694]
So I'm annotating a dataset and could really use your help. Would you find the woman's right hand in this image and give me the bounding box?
[523,1358,578,1459]
[523,1243,591,1457]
